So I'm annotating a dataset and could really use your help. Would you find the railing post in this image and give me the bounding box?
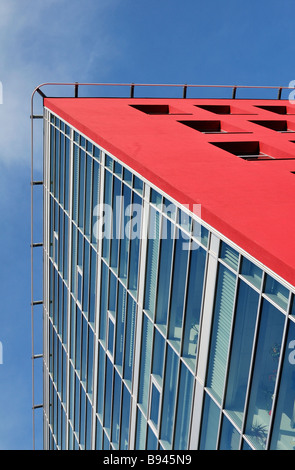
[277,87,282,100]
[74,82,79,98]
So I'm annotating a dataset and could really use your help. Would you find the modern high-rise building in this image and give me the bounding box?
[31,83,295,451]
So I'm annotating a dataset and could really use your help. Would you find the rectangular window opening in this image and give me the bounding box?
[250,120,295,133]
[210,141,274,161]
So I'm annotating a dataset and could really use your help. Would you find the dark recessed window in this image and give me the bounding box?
[250,120,295,133]
[130,104,170,115]
[195,105,232,114]
[179,120,226,133]
[210,141,274,161]
[255,105,287,114]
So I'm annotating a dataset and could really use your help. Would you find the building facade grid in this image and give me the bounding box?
[42,106,295,451]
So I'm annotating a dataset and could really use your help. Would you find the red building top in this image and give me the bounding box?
[45,97,295,287]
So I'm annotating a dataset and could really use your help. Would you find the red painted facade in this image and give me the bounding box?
[45,97,295,287]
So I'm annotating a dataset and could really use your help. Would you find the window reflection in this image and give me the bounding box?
[224,280,259,428]
[245,300,285,449]
[270,320,295,449]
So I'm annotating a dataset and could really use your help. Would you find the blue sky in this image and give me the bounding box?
[0,0,295,450]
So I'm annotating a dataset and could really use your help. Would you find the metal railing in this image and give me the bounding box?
[31,81,294,104]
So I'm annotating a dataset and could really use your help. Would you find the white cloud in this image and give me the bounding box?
[0,0,122,166]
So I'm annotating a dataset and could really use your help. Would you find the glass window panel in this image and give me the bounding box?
[123,167,132,185]
[155,219,174,333]
[74,375,80,434]
[192,219,209,247]
[95,417,103,450]
[99,262,108,345]
[199,393,220,450]
[240,257,262,289]
[219,415,241,450]
[173,363,194,449]
[220,241,239,271]
[160,345,179,449]
[77,269,82,305]
[178,209,191,233]
[50,124,55,193]
[133,175,143,194]
[102,169,113,261]
[119,184,131,283]
[152,328,165,385]
[72,144,79,224]
[86,139,93,154]
[115,283,127,373]
[264,274,289,311]
[150,188,162,206]
[71,223,77,295]
[62,283,68,346]
[81,315,88,384]
[291,295,295,319]
[59,132,65,206]
[245,299,285,449]
[82,239,90,314]
[84,154,93,239]
[120,385,131,450]
[69,363,75,424]
[114,160,122,177]
[85,397,92,450]
[182,245,206,371]
[144,207,160,320]
[93,145,100,161]
[104,356,113,435]
[138,314,153,414]
[110,176,122,271]
[70,298,76,361]
[78,150,86,229]
[206,264,237,403]
[149,383,161,429]
[80,135,86,149]
[224,280,259,428]
[128,193,142,294]
[75,307,82,373]
[96,345,105,421]
[79,388,86,448]
[89,247,97,325]
[63,214,69,284]
[147,426,158,450]
[108,270,117,313]
[107,315,115,357]
[58,209,64,273]
[55,127,60,200]
[105,154,113,170]
[135,407,147,450]
[124,295,136,388]
[163,198,177,221]
[91,160,100,246]
[87,326,94,397]
[270,319,295,449]
[49,196,54,258]
[168,229,189,351]
[111,370,122,449]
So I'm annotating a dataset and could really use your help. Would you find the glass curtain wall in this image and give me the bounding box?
[43,108,295,451]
